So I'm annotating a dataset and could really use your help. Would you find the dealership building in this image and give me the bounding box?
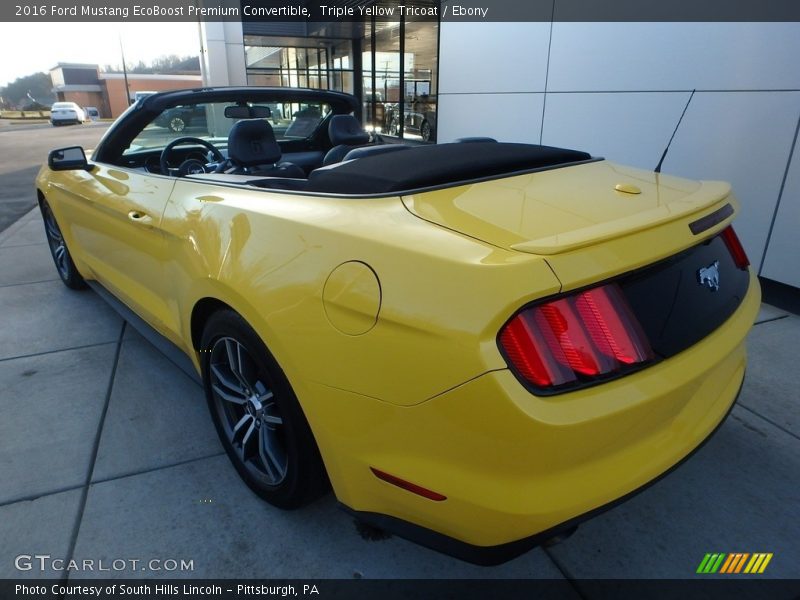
[191,14,799,291]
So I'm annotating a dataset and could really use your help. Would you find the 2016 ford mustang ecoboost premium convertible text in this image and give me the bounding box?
[36,87,759,565]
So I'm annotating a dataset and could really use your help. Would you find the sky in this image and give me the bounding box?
[0,22,201,87]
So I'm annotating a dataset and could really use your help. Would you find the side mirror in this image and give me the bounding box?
[48,146,90,171]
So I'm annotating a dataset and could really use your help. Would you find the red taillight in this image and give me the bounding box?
[498,312,573,386]
[721,225,750,269]
[536,299,615,376]
[499,283,654,391]
[575,285,653,365]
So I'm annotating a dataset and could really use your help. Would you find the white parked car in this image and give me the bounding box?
[50,102,87,126]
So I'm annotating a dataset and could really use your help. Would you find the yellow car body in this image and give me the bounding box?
[36,89,759,564]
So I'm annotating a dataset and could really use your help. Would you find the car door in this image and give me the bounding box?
[55,163,177,336]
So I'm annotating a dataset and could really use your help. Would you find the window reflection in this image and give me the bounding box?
[244,39,354,93]
[242,12,439,143]
[361,17,438,141]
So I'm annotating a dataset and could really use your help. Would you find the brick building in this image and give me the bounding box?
[49,63,202,118]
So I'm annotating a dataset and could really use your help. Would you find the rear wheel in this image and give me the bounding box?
[201,310,328,508]
[41,200,86,290]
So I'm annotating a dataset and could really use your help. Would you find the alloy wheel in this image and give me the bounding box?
[421,121,432,142]
[169,116,186,132]
[43,204,69,279]
[209,336,288,486]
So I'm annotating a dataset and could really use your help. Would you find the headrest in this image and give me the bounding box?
[227,119,281,167]
[343,144,411,161]
[328,114,370,146]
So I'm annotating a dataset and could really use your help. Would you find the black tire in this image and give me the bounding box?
[168,116,186,133]
[389,118,399,136]
[40,200,86,290]
[201,310,329,509]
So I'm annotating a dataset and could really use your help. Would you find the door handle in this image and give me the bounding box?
[127,210,153,226]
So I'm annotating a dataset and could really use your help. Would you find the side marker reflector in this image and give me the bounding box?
[370,468,447,502]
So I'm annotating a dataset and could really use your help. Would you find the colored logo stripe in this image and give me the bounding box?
[697,553,773,574]
[697,553,726,573]
[744,553,773,574]
[720,553,748,573]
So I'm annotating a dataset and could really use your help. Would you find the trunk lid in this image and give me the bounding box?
[401,160,731,256]
[407,159,752,387]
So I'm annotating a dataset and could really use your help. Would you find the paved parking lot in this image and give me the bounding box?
[0,121,110,232]
[0,205,798,587]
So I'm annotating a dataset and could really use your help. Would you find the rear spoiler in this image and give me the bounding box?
[510,181,733,256]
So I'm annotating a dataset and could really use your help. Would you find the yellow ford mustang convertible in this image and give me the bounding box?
[36,87,759,564]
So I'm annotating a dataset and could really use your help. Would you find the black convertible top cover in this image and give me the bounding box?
[306,142,592,194]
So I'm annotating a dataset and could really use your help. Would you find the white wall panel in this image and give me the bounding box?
[437,93,544,143]
[547,23,800,92]
[435,21,800,287]
[199,21,246,87]
[660,92,800,262]
[762,139,800,287]
[438,22,550,94]
[541,91,691,169]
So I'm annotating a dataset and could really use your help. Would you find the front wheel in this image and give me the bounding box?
[41,200,86,290]
[201,310,329,508]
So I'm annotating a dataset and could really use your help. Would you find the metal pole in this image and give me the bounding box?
[119,34,131,105]
[398,16,405,138]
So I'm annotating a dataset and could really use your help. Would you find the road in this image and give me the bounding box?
[0,120,110,232]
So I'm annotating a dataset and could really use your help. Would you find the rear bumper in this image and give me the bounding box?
[343,378,742,566]
[313,271,760,564]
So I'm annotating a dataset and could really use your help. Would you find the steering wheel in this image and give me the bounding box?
[160,137,225,177]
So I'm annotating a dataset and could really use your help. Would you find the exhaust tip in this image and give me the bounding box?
[354,519,393,542]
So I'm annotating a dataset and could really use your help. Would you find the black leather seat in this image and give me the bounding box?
[323,115,370,166]
[226,119,305,178]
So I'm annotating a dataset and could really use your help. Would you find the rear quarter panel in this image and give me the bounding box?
[160,180,563,406]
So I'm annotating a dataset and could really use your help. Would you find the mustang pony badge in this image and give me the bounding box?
[698,261,721,291]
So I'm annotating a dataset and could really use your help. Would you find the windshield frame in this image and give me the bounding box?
[92,87,360,164]
[122,99,334,157]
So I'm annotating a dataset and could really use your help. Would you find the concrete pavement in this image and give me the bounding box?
[0,207,798,584]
